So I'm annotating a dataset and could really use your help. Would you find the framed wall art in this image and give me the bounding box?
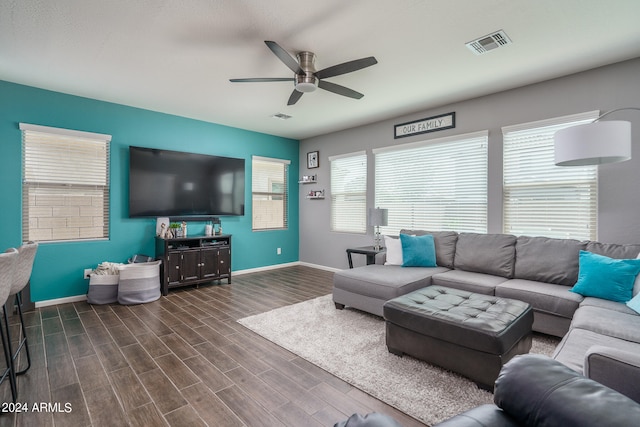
[307,151,319,169]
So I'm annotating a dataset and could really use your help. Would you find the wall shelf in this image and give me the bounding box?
[305,189,325,200]
[298,174,318,184]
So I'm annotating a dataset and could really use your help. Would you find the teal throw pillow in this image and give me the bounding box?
[627,292,640,314]
[400,233,436,267]
[570,251,640,303]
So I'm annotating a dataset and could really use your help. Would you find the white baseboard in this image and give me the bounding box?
[35,294,87,308]
[299,261,341,273]
[232,261,301,275]
[33,262,337,308]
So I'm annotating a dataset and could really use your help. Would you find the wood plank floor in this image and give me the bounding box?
[0,266,427,427]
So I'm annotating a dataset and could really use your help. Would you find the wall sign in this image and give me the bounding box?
[394,112,456,139]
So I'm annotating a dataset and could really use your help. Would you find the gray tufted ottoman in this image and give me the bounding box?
[383,286,533,390]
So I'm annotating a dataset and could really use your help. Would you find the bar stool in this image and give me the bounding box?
[0,248,18,402]
[7,242,38,375]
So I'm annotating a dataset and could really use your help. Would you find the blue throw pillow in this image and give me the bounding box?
[627,293,640,314]
[570,251,640,303]
[400,233,436,267]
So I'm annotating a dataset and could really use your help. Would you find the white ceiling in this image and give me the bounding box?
[2,0,640,140]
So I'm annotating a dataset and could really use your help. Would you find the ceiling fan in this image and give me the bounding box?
[230,41,377,105]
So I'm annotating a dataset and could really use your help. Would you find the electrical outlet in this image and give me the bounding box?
[277,247,282,255]
[84,268,93,279]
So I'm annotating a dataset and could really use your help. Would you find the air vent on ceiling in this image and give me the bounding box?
[272,113,292,120]
[466,30,512,55]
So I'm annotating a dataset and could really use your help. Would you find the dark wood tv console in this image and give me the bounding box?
[155,234,231,295]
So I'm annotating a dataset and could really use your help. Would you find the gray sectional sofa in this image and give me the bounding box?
[332,230,640,402]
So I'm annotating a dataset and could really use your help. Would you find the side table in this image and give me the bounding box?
[346,246,386,269]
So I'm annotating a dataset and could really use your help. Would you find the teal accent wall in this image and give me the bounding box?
[0,80,300,303]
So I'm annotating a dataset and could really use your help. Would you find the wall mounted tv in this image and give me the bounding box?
[129,146,245,218]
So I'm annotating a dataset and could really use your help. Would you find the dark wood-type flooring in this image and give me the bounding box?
[0,265,427,427]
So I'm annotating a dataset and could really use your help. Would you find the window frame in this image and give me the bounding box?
[251,155,290,231]
[373,130,489,235]
[329,151,367,234]
[501,111,599,240]
[20,123,111,243]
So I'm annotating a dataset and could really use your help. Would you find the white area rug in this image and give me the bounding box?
[238,294,559,426]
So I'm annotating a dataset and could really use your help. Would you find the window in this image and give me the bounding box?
[502,111,599,240]
[329,151,367,233]
[21,123,111,242]
[374,131,488,234]
[252,156,289,230]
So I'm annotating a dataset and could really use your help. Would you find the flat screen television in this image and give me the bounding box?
[128,146,245,218]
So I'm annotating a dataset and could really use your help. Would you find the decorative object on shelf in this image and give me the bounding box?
[169,222,182,238]
[307,150,319,169]
[158,223,167,238]
[368,207,388,250]
[554,107,639,166]
[156,217,170,236]
[394,112,455,139]
[306,189,325,199]
[298,174,317,183]
[205,222,213,236]
[181,221,188,237]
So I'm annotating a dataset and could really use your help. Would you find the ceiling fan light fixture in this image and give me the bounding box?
[230,41,377,105]
[295,74,318,92]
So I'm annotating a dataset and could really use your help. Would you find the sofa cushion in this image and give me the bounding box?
[580,296,639,315]
[431,270,508,295]
[496,279,583,319]
[453,232,516,278]
[553,327,640,373]
[570,251,640,303]
[585,241,640,260]
[627,293,640,314]
[333,264,446,301]
[570,305,640,344]
[383,235,403,265]
[587,241,640,296]
[514,236,586,286]
[495,354,640,427]
[400,233,436,267]
[400,229,458,269]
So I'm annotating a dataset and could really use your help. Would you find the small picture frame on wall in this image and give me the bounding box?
[307,151,319,169]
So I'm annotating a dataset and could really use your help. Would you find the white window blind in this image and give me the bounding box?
[21,123,111,242]
[374,131,488,234]
[502,111,599,240]
[252,156,289,231]
[329,151,367,233]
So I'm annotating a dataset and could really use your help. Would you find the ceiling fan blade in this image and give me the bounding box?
[229,78,293,82]
[265,41,303,75]
[287,89,303,105]
[318,80,364,99]
[315,56,378,79]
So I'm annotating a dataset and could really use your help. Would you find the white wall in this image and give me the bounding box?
[299,58,640,270]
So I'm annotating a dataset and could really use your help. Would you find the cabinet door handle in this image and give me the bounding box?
[220,260,224,264]
[175,266,180,269]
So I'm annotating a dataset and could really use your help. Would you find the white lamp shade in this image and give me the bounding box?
[554,120,631,166]
[368,208,388,227]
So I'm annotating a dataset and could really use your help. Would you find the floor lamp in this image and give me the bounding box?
[554,108,639,166]
[368,207,388,250]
